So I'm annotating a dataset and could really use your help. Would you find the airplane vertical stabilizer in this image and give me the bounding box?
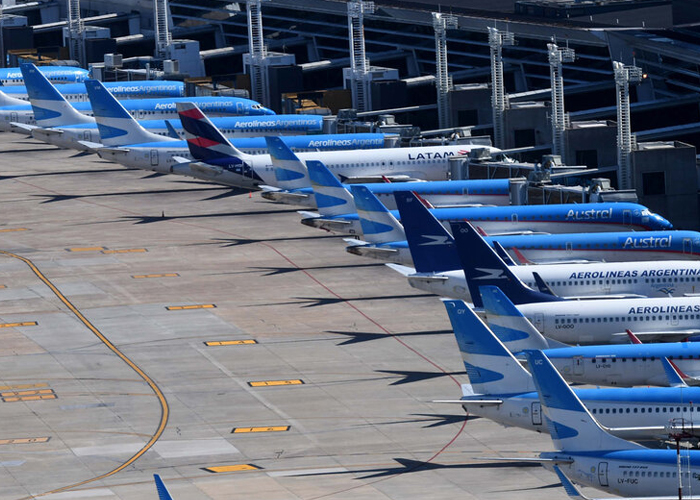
[176,101,249,162]
[524,349,642,452]
[153,474,174,500]
[450,221,562,307]
[307,160,355,217]
[265,136,309,190]
[479,286,558,352]
[20,63,92,126]
[84,79,172,146]
[393,190,458,273]
[443,299,535,395]
[350,185,405,244]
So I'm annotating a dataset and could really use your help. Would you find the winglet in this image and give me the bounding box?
[626,330,642,344]
[532,272,557,297]
[552,466,587,499]
[661,357,690,387]
[154,474,174,500]
[493,241,517,266]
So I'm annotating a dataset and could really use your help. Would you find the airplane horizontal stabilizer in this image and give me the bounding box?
[12,122,38,133]
[77,140,104,152]
[190,162,225,177]
[384,263,415,277]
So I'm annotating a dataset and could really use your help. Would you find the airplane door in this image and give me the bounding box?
[623,210,632,226]
[598,462,609,487]
[10,112,17,122]
[573,356,584,376]
[684,238,693,255]
[511,213,518,223]
[566,241,573,254]
[533,313,545,333]
[150,149,159,167]
[531,402,542,425]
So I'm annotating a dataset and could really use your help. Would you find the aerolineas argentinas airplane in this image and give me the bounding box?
[480,285,700,387]
[0,65,88,85]
[438,299,700,443]
[524,348,700,499]
[299,163,666,234]
[2,80,185,101]
[449,221,700,343]
[171,101,498,190]
[389,191,700,301]
[0,64,272,132]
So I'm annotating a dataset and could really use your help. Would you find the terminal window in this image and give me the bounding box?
[642,171,666,195]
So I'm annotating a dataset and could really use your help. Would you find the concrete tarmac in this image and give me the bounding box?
[0,133,565,499]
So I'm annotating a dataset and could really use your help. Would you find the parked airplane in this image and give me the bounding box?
[2,80,186,101]
[389,190,700,302]
[0,65,88,85]
[524,348,700,498]
[299,169,668,234]
[168,101,499,190]
[261,139,512,208]
[345,189,700,265]
[0,64,273,131]
[480,285,700,387]
[438,298,700,442]
[449,221,700,343]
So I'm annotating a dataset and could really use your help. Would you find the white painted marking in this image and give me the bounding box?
[72,443,143,456]
[153,438,239,459]
[43,488,115,499]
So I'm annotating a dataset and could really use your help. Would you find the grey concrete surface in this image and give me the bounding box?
[0,133,566,499]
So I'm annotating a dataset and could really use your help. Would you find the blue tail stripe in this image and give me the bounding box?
[308,160,343,188]
[523,350,587,413]
[359,219,395,235]
[31,106,61,121]
[276,167,305,182]
[315,192,347,209]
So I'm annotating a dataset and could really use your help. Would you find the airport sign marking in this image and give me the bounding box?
[0,228,28,233]
[205,340,257,346]
[0,321,36,328]
[232,426,289,433]
[248,380,304,387]
[166,304,216,310]
[202,464,261,473]
[0,437,50,445]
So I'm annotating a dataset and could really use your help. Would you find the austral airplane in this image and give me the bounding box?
[437,299,700,442]
[388,191,700,302]
[344,188,700,265]
[480,285,700,387]
[522,348,700,498]
[297,166,668,235]
[165,101,499,190]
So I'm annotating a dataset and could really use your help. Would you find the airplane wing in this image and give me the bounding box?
[485,230,551,236]
[344,239,398,258]
[559,293,648,300]
[260,185,310,203]
[153,474,174,500]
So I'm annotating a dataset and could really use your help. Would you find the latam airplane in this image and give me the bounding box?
[260,138,512,208]
[450,221,700,343]
[345,186,700,265]
[438,299,700,442]
[0,65,88,85]
[389,191,700,301]
[299,167,666,235]
[0,64,272,132]
[2,80,186,101]
[525,348,700,498]
[167,101,499,190]
[480,285,700,387]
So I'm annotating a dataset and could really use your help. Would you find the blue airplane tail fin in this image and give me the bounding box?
[307,160,354,217]
[177,102,247,162]
[479,286,554,352]
[350,185,405,244]
[443,299,534,395]
[84,79,168,146]
[265,136,310,190]
[153,474,174,500]
[20,62,92,126]
[393,190,459,273]
[523,350,641,453]
[450,221,563,308]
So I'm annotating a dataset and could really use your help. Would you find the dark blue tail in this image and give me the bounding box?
[450,221,562,307]
[393,191,460,273]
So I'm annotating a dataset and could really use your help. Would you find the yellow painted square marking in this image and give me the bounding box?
[166,304,216,311]
[0,437,50,445]
[232,426,289,434]
[132,273,179,279]
[204,340,257,346]
[203,464,261,473]
[0,383,47,391]
[248,379,303,387]
[102,248,147,254]
[67,247,105,252]
[1,389,54,397]
[0,321,37,328]
[2,394,56,402]
[0,285,6,289]
[0,228,28,233]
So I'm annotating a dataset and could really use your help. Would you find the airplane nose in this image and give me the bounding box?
[261,107,275,115]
